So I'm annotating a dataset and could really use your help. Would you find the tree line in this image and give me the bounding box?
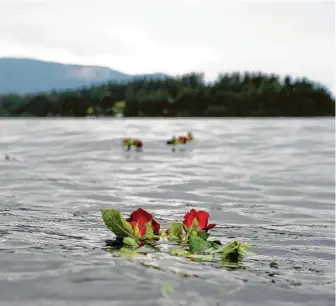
[0,72,334,117]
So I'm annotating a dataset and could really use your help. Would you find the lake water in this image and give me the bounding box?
[0,118,335,306]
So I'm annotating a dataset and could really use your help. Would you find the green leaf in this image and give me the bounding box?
[190,230,198,237]
[220,259,245,270]
[170,248,214,262]
[123,237,138,249]
[137,245,158,253]
[141,262,161,270]
[189,236,213,253]
[270,260,278,269]
[240,243,251,249]
[240,248,255,256]
[161,282,175,298]
[187,254,214,262]
[211,240,222,246]
[144,222,154,239]
[133,222,140,238]
[101,209,133,237]
[221,240,240,255]
[160,230,167,238]
[119,247,142,257]
[220,240,255,262]
[209,240,222,250]
[182,219,199,233]
[170,248,190,257]
[182,223,190,233]
[167,222,183,242]
[182,222,209,244]
[198,230,210,240]
[191,218,199,230]
[183,227,192,245]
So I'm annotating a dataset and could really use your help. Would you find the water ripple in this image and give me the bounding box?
[0,118,334,306]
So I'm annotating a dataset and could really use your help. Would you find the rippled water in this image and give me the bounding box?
[0,118,335,306]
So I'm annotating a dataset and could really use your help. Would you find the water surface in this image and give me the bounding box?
[0,118,335,306]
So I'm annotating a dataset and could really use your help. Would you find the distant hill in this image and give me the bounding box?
[0,57,168,94]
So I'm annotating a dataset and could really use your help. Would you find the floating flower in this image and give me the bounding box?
[101,207,253,265]
[183,209,216,231]
[126,208,160,236]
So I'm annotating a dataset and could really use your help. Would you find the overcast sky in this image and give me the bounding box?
[0,0,335,92]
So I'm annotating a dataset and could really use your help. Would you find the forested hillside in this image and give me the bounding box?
[0,72,334,117]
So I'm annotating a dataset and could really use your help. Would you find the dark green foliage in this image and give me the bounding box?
[0,72,334,117]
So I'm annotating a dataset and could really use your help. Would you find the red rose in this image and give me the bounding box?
[134,139,143,147]
[125,208,160,237]
[183,209,216,231]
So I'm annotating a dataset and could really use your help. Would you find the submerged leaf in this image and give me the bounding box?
[161,282,175,298]
[141,262,161,270]
[171,248,214,262]
[119,247,143,257]
[187,254,214,262]
[137,244,159,253]
[270,260,278,269]
[220,259,246,270]
[170,248,190,257]
[101,209,133,237]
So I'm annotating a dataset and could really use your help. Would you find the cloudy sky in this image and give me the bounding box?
[0,0,335,91]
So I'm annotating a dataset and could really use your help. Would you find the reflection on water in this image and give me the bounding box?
[0,118,335,306]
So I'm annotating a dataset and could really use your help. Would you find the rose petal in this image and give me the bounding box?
[183,209,196,227]
[127,220,137,230]
[205,223,216,230]
[196,211,210,229]
[152,218,161,233]
[129,208,152,224]
[138,223,146,237]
